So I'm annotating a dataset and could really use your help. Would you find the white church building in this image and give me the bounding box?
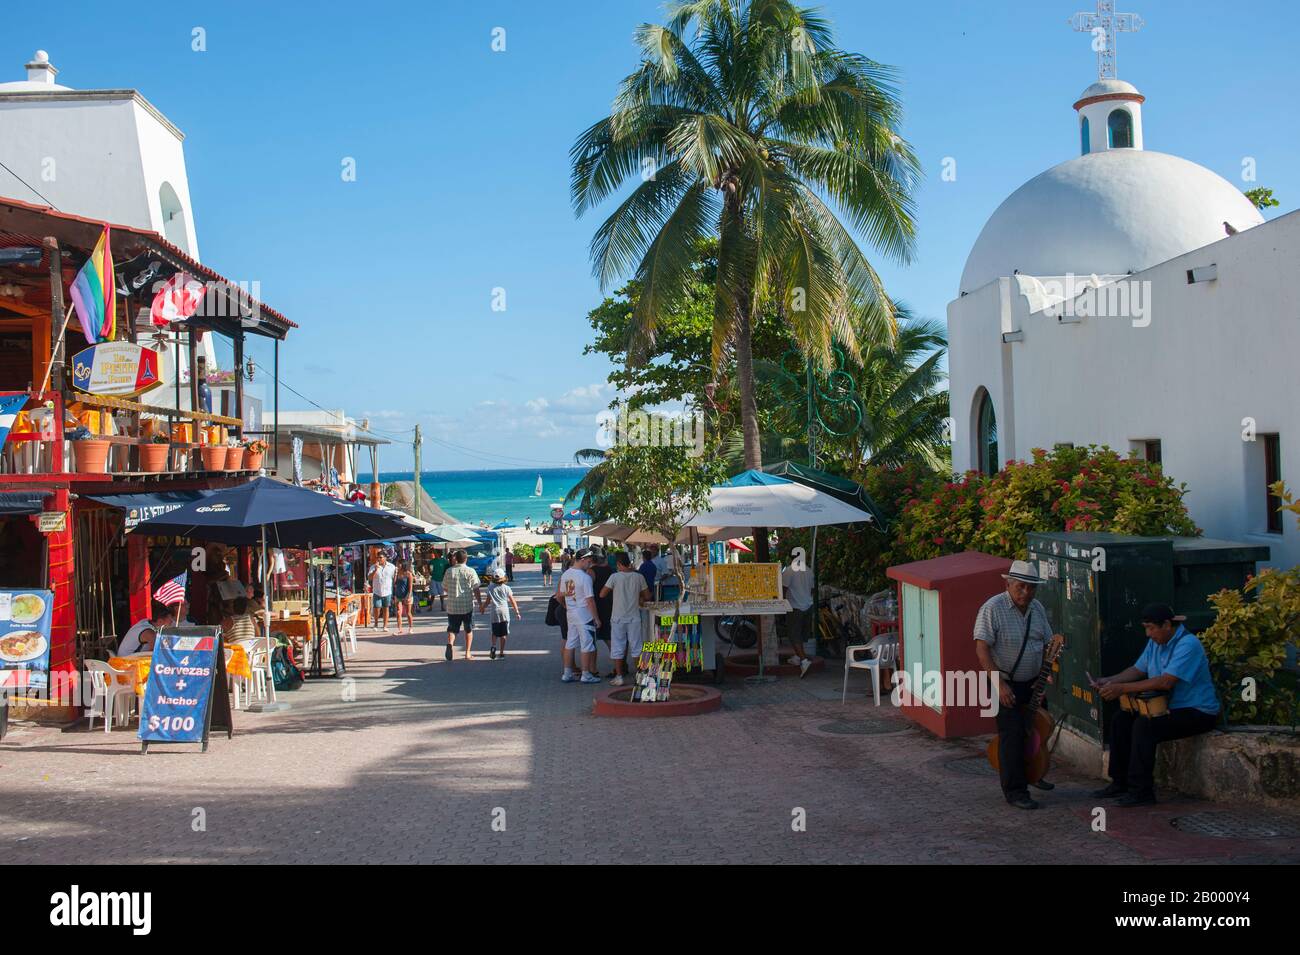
[948,69,1298,569]
[0,50,200,257]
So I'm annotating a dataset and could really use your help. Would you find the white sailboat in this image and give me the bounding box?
[533,474,543,497]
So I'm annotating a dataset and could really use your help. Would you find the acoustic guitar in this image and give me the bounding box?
[986,634,1065,784]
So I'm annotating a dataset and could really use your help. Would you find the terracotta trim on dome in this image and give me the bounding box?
[1073,91,1146,110]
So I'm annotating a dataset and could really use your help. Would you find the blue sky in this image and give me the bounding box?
[5,0,1297,470]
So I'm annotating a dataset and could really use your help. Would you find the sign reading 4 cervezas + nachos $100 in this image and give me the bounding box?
[71,342,164,398]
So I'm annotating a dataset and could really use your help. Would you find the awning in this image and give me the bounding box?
[84,489,216,530]
[0,491,48,516]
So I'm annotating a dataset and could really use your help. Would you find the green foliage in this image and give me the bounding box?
[1201,482,1300,726]
[1244,187,1280,211]
[586,442,727,545]
[899,446,1199,561]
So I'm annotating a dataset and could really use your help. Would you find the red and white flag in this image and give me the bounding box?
[150,273,205,327]
[153,571,188,606]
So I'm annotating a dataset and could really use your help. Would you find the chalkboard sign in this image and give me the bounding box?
[138,626,232,753]
[312,610,347,678]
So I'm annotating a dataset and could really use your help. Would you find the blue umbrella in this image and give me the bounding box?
[130,476,417,547]
[492,521,516,529]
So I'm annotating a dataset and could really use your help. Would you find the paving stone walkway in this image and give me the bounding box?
[2,566,1297,864]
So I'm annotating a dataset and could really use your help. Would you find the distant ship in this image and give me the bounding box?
[533,474,543,497]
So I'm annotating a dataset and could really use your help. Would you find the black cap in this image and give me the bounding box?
[1140,603,1186,625]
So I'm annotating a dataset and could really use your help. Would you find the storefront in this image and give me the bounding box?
[0,197,295,722]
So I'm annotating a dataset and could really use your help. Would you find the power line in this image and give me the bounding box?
[0,158,58,209]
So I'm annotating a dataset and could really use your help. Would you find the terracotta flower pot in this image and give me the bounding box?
[243,449,264,471]
[223,447,243,471]
[72,439,112,474]
[200,445,227,471]
[139,443,170,473]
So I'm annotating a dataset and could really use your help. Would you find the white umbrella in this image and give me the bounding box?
[683,476,874,529]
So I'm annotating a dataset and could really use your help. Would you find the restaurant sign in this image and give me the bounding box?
[0,589,54,693]
[36,511,67,533]
[71,342,164,398]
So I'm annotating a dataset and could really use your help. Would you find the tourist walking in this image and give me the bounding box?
[428,550,449,612]
[393,560,414,634]
[600,552,649,686]
[442,549,483,660]
[781,557,816,677]
[504,548,515,582]
[558,548,601,684]
[481,572,521,660]
[540,548,554,586]
[369,551,396,632]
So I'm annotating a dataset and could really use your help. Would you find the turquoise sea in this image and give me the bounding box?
[362,467,590,526]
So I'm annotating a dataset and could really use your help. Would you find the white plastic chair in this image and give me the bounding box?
[224,648,242,709]
[86,660,135,732]
[246,647,269,705]
[340,610,358,655]
[842,633,899,706]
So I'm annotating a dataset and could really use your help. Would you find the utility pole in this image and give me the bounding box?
[412,424,423,521]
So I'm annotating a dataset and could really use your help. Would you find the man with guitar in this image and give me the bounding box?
[1090,603,1220,807]
[973,561,1062,810]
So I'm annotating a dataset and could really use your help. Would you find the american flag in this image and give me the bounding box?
[153,572,187,606]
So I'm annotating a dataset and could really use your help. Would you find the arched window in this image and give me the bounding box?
[1107,109,1133,149]
[1080,116,1091,155]
[976,389,999,476]
[158,182,190,254]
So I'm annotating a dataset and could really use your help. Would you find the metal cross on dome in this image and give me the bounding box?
[1069,1,1144,80]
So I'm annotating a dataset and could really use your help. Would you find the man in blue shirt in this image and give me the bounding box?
[638,546,659,595]
[1091,603,1220,807]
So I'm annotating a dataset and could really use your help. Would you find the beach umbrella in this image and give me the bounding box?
[727,538,752,552]
[492,521,516,529]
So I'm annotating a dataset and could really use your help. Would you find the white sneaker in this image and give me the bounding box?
[561,672,578,683]
[608,675,625,686]
[799,657,813,678]
[580,672,602,684]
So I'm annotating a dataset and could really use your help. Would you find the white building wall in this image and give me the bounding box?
[0,93,198,257]
[948,210,1299,569]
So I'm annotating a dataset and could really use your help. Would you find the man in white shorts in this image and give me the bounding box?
[600,551,649,686]
[558,548,601,684]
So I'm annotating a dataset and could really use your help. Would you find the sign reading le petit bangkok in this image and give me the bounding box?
[71,342,164,397]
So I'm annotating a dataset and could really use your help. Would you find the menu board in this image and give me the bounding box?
[138,626,232,752]
[710,563,782,602]
[0,589,54,693]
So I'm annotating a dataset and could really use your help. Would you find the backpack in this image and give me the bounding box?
[545,594,567,631]
[271,645,304,691]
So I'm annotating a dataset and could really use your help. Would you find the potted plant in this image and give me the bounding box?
[68,426,111,474]
[200,440,227,471]
[140,434,170,473]
[223,440,243,471]
[243,438,267,471]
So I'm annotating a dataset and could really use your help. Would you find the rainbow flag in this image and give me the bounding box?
[69,226,115,342]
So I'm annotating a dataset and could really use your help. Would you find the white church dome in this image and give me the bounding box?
[959,79,1265,293]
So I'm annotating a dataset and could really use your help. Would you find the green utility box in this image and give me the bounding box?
[1027,533,1173,745]
[1170,537,1272,634]
[1026,532,1271,746]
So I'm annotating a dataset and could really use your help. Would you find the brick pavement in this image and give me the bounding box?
[2,565,1297,864]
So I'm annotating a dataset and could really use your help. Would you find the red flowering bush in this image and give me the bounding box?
[900,446,1199,561]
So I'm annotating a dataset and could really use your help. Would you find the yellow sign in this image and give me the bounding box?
[711,563,782,602]
[641,641,678,654]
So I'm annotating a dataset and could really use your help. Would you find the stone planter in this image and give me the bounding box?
[139,443,170,473]
[72,439,111,474]
[200,445,227,471]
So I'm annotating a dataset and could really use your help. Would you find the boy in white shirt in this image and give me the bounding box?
[600,552,649,686]
[480,573,521,660]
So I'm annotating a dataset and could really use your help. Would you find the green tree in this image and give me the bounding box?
[571,0,920,479]
[1244,187,1279,211]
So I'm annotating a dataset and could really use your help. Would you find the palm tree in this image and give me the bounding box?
[571,0,920,477]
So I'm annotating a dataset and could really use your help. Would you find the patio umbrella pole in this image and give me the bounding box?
[251,524,290,711]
